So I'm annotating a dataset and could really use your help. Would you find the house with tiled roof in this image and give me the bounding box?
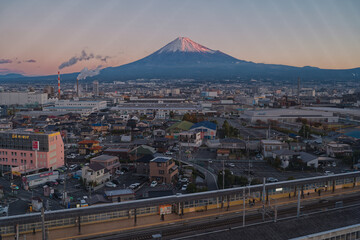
[81,162,111,190]
[149,156,178,184]
[78,140,102,155]
[189,121,217,140]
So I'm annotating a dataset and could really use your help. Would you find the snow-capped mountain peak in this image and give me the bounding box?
[156,37,215,54]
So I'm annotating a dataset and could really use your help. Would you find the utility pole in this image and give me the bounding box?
[297,190,301,217]
[242,187,246,227]
[222,159,225,189]
[41,207,46,240]
[262,177,266,221]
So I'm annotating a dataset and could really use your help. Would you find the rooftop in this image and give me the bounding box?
[151,156,172,163]
[91,154,118,161]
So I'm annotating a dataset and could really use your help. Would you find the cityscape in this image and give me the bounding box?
[0,1,360,239]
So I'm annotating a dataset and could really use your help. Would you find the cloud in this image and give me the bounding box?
[0,59,12,64]
[96,55,111,62]
[58,50,110,69]
[77,65,102,80]
[25,59,36,63]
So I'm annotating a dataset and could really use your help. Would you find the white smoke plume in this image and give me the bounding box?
[77,65,102,80]
[59,50,110,69]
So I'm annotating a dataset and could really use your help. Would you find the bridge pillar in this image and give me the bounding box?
[227,195,230,210]
[14,224,19,240]
[180,202,184,217]
[266,189,269,203]
[301,185,304,198]
[353,177,356,188]
[78,215,81,234]
[221,196,224,209]
[332,180,335,193]
[294,186,297,197]
[134,208,137,225]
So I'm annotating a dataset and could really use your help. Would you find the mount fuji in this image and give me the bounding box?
[98,37,359,82]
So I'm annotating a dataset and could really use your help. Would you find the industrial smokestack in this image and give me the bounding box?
[58,71,61,99]
[77,78,79,97]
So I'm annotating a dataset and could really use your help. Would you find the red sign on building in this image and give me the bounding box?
[32,141,39,151]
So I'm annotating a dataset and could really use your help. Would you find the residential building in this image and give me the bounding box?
[326,143,353,158]
[166,121,193,138]
[149,156,178,184]
[129,145,156,161]
[78,140,102,155]
[189,121,217,140]
[0,129,64,172]
[260,140,288,158]
[178,131,202,148]
[81,162,111,189]
[104,189,135,202]
[135,155,153,176]
[90,155,120,175]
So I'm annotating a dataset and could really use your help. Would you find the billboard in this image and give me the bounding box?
[32,141,39,151]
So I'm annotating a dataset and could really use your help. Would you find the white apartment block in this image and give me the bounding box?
[0,92,48,106]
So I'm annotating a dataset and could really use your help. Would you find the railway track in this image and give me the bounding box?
[81,194,360,240]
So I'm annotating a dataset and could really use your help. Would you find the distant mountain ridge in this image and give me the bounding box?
[1,37,360,83]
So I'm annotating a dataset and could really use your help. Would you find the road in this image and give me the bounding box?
[178,152,218,190]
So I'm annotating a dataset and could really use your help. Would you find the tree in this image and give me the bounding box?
[169,111,175,119]
[222,120,231,137]
[298,124,311,138]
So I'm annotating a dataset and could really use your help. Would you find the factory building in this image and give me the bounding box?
[43,100,107,116]
[241,109,338,123]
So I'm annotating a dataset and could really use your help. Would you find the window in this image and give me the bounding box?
[159,170,164,174]
[30,153,32,157]
[24,153,26,157]
[31,160,33,164]
[157,163,162,167]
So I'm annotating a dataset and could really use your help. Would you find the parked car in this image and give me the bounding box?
[45,180,58,187]
[324,171,334,176]
[69,164,78,171]
[115,170,124,175]
[53,191,63,199]
[129,183,140,189]
[165,151,173,156]
[150,181,158,187]
[105,182,117,188]
[112,179,121,185]
[10,184,19,190]
[181,184,188,191]
[179,178,189,183]
[266,177,278,183]
[0,206,8,216]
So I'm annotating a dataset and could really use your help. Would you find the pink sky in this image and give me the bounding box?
[1,0,359,76]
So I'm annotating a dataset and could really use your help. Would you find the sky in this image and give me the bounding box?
[0,0,359,76]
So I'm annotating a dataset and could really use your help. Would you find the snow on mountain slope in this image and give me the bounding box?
[156,37,215,54]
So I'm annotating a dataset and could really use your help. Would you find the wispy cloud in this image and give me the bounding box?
[0,59,12,64]
[24,59,36,63]
[58,50,111,69]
